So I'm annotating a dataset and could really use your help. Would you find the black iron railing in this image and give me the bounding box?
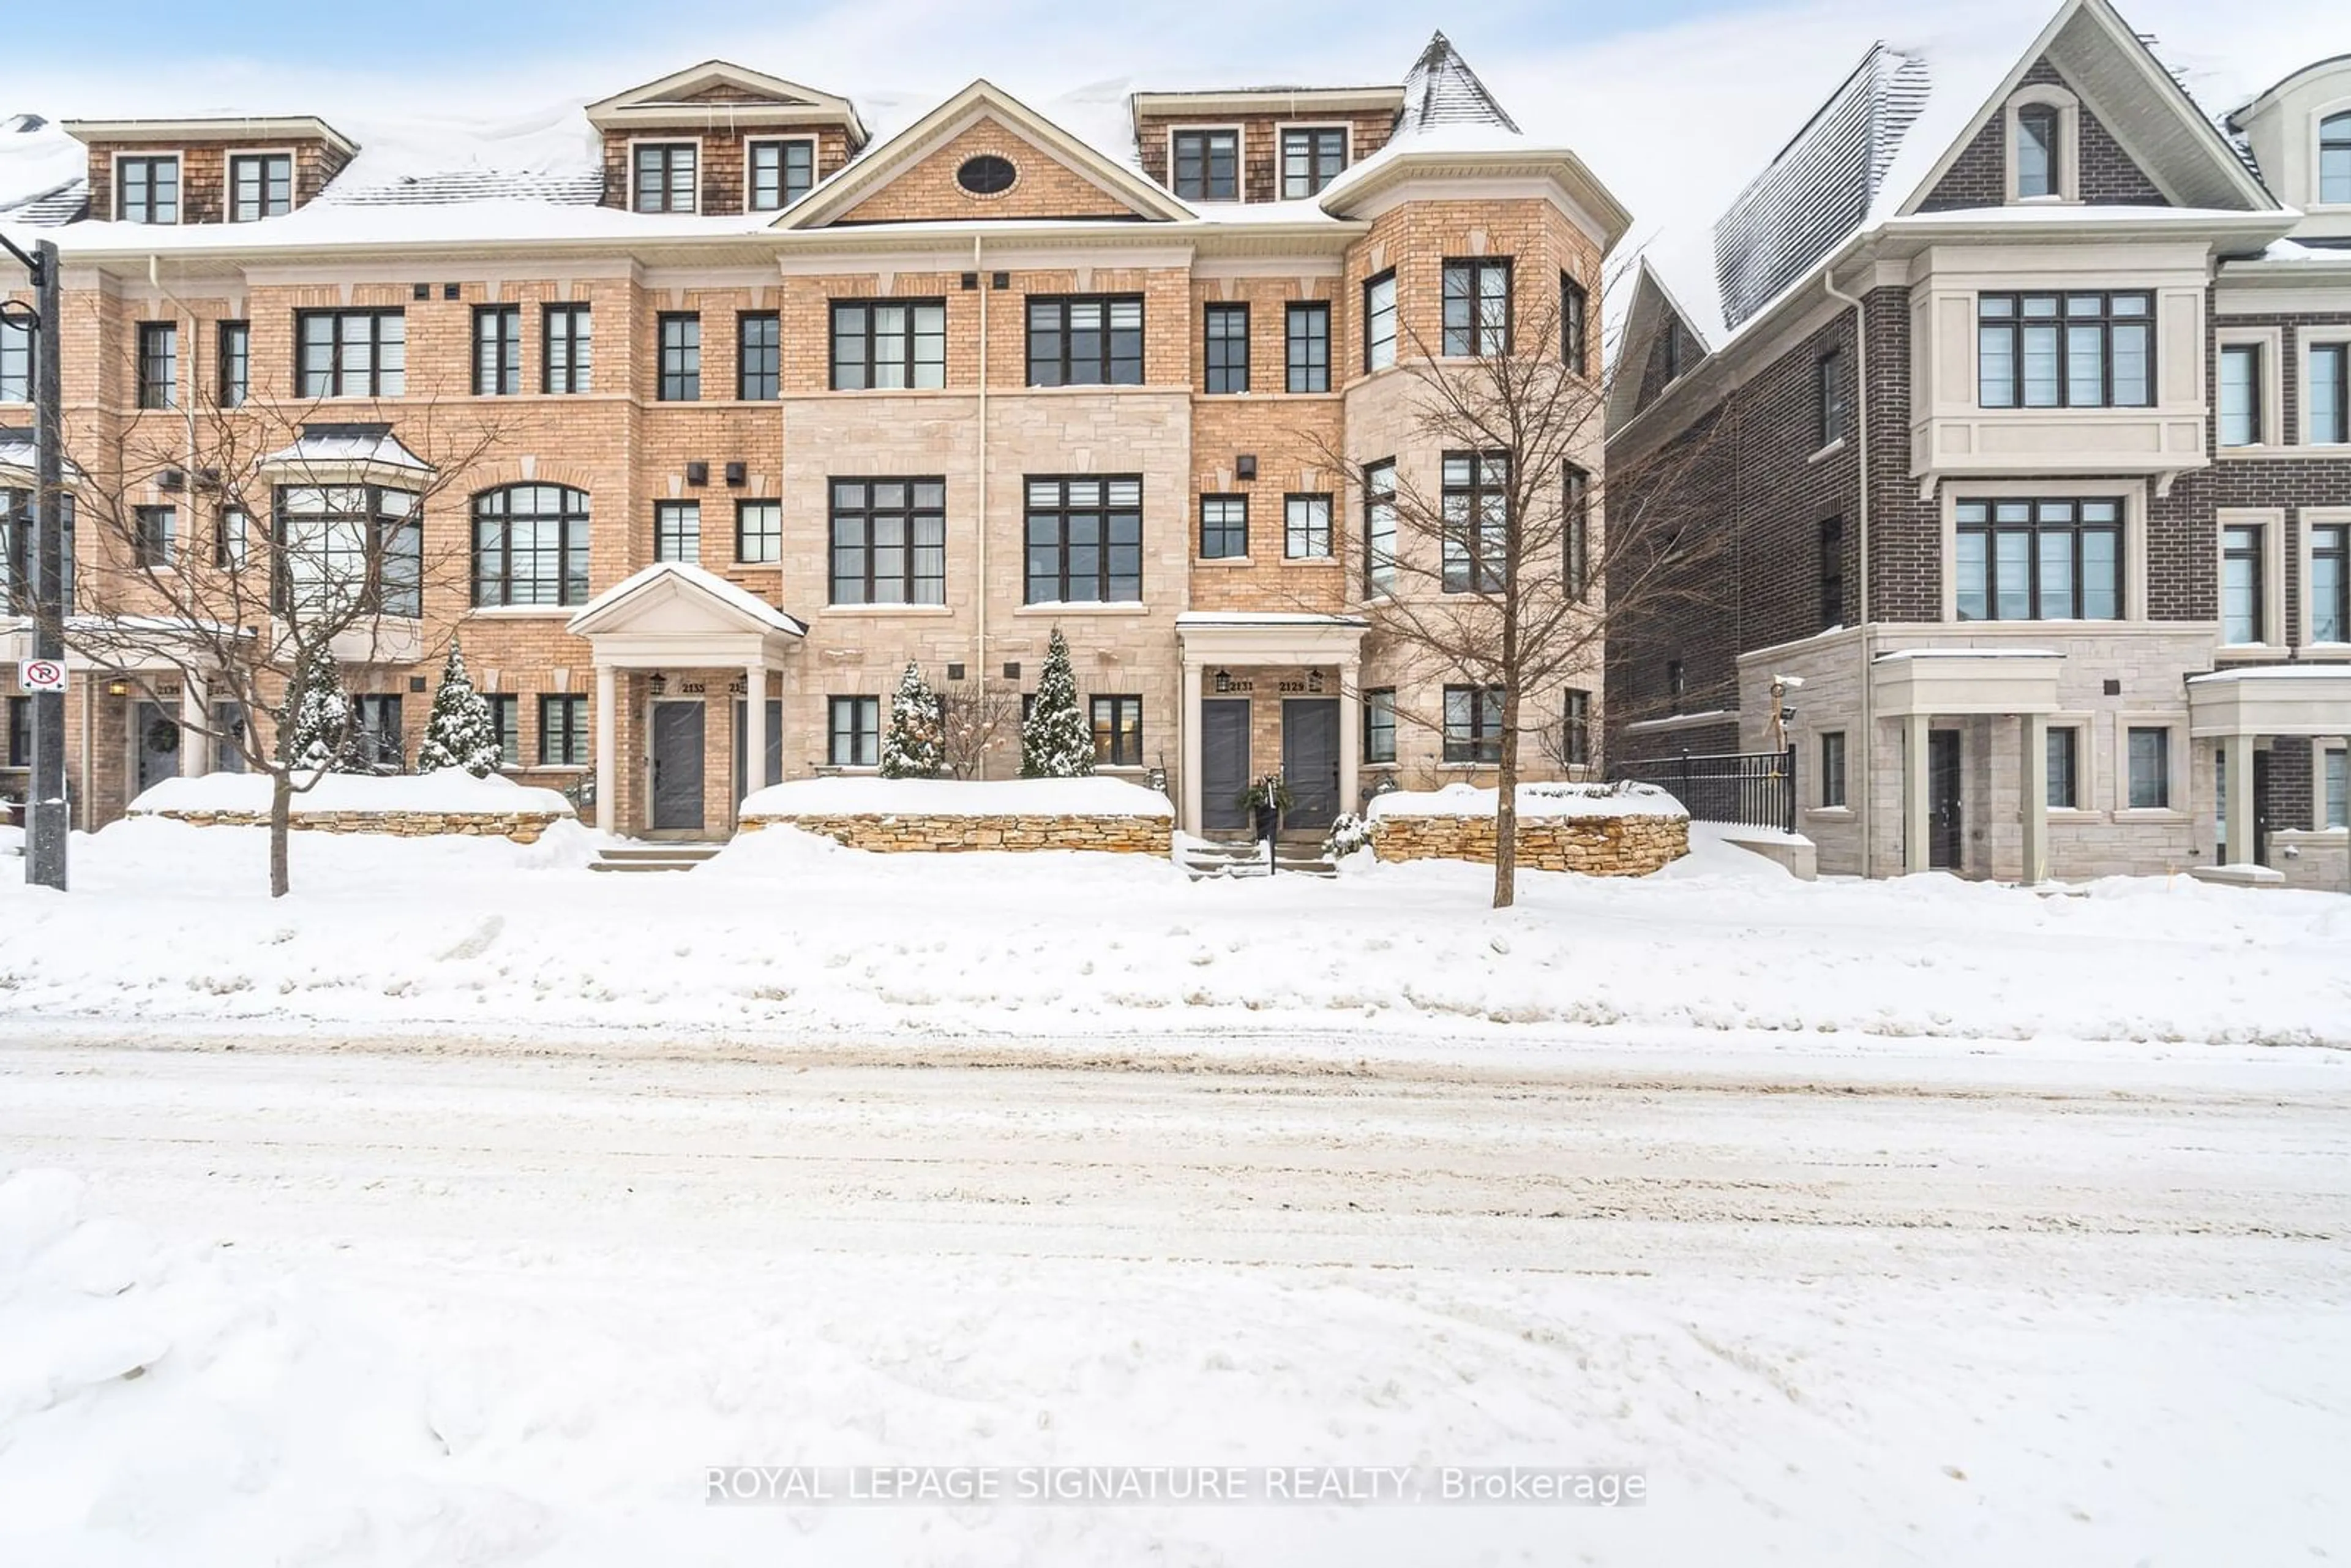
[1611,746,1797,835]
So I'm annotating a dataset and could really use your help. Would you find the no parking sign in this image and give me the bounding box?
[18,659,65,692]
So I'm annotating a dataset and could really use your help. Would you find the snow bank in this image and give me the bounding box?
[740,776,1174,819]
[1367,781,1687,820]
[129,768,573,818]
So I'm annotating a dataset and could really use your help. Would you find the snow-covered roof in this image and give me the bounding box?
[1397,32,1520,136]
[566,560,808,639]
[260,425,432,474]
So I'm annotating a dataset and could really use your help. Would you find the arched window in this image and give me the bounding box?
[2322,112,2351,206]
[2015,103,2061,198]
[472,484,590,607]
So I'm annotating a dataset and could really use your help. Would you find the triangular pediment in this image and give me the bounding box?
[585,61,865,144]
[568,563,807,643]
[780,81,1191,229]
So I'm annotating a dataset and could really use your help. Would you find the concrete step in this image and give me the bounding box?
[591,844,724,874]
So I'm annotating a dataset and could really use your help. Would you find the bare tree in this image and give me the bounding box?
[1310,279,1727,908]
[936,680,1022,780]
[61,386,499,897]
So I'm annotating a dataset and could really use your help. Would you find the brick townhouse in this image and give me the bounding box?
[1,34,1624,840]
[1606,0,2351,887]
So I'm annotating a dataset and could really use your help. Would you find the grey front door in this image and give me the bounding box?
[651,701,705,832]
[1201,699,1251,833]
[132,701,181,797]
[1282,698,1341,830]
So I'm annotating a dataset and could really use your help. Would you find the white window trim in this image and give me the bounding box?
[2214,326,2285,453]
[223,146,299,222]
[2004,84,2080,205]
[1164,124,1247,204]
[2216,505,2288,650]
[626,136,701,215]
[1275,122,1354,200]
[2300,505,2351,650]
[2302,326,2351,448]
[2309,97,2351,212]
[108,149,184,225]
[2112,711,2187,818]
[1940,479,2149,624]
[2308,740,2349,831]
[743,134,817,213]
[2042,713,2098,816]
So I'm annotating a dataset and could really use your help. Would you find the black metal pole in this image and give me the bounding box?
[18,238,66,889]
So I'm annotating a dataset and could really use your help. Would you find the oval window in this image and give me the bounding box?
[956,154,1016,196]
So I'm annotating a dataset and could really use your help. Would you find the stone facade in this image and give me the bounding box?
[1370,811,1687,876]
[129,808,566,843]
[740,811,1171,855]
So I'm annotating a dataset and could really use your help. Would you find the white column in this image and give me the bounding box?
[1902,711,1930,874]
[179,673,210,779]
[2224,731,2256,866]
[1180,659,1204,836]
[742,661,767,816]
[1337,659,1360,820]
[2019,711,2047,886]
[594,663,618,835]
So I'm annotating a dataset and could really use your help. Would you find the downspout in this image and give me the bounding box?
[1822,264,1873,877]
[973,234,989,763]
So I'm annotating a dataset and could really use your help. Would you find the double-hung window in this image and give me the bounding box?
[632,143,697,213]
[1027,296,1144,386]
[2127,727,2170,810]
[2046,727,2079,810]
[1443,684,1504,763]
[1565,465,1591,599]
[1204,304,1249,394]
[1363,271,1397,371]
[737,500,782,566]
[6,694,30,769]
[1561,274,1589,373]
[1442,259,1511,357]
[297,309,404,398]
[1954,498,2121,621]
[471,485,591,607]
[1284,493,1332,560]
[658,313,700,401]
[1280,127,1346,198]
[1978,292,2152,408]
[539,696,588,767]
[2015,104,2060,198]
[830,299,947,390]
[2326,747,2349,830]
[229,153,292,221]
[1199,494,1247,560]
[2312,524,2348,645]
[216,509,250,569]
[0,318,30,402]
[1026,477,1142,603]
[1818,348,1848,446]
[2221,522,2265,645]
[543,304,591,394]
[1090,696,1142,767]
[1286,302,1330,392]
[1170,130,1238,201]
[136,323,177,410]
[1821,732,1848,808]
[738,312,781,400]
[473,305,522,396]
[654,501,700,565]
[487,695,519,767]
[2219,343,2264,447]
[748,138,815,211]
[829,696,879,768]
[1363,459,1397,595]
[1441,451,1510,593]
[216,321,250,407]
[1364,689,1397,763]
[116,155,178,223]
[133,505,174,566]
[2307,341,2347,446]
[829,478,946,604]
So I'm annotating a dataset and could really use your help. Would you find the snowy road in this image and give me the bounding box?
[4,1035,2347,1564]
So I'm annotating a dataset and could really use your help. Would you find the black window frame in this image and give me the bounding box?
[136,321,177,410]
[2221,520,2265,645]
[1169,129,1239,201]
[272,482,422,620]
[1286,301,1330,393]
[1363,269,1397,372]
[738,310,781,401]
[473,304,522,397]
[736,498,782,566]
[1442,683,1504,765]
[2218,342,2263,448]
[1199,493,1248,561]
[487,694,520,767]
[1976,291,2154,410]
[631,141,699,214]
[1821,731,1847,808]
[1954,498,2124,623]
[228,151,293,222]
[1818,347,1849,447]
[828,478,947,605]
[0,316,31,403]
[351,694,403,771]
[1284,492,1333,560]
[542,304,592,394]
[1441,258,1512,358]
[1363,458,1397,596]
[747,137,816,212]
[2015,103,2061,198]
[828,695,880,768]
[1203,302,1250,395]
[295,308,405,399]
[2313,523,2348,645]
[1025,475,1143,604]
[215,508,250,569]
[1090,694,1143,767]
[1818,514,1843,631]
[1026,295,1144,388]
[829,299,948,391]
[654,500,700,565]
[539,694,588,767]
[2310,341,2349,446]
[1364,688,1397,764]
[6,694,30,770]
[1565,465,1591,599]
[658,312,701,402]
[1563,688,1592,768]
[1279,126,1347,199]
[2325,112,2351,204]
[1440,449,1510,593]
[133,504,174,566]
[1561,272,1589,373]
[2127,726,2170,810]
[2046,725,2079,810]
[471,484,592,608]
[116,154,179,224]
[216,320,250,408]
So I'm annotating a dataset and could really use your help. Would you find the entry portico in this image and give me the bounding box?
[565,563,806,836]
[1872,648,2063,880]
[2188,666,2351,879]
[1176,612,1368,837]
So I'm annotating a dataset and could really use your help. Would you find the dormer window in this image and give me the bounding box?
[2003,87,2079,203]
[230,153,293,221]
[632,141,697,213]
[1280,127,1347,198]
[116,154,179,223]
[1170,129,1238,201]
[2322,112,2351,205]
[2015,105,2060,198]
[748,138,814,211]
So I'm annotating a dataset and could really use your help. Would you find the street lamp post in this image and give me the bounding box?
[3,232,66,890]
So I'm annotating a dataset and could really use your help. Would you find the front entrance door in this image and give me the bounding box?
[1201,699,1251,833]
[1282,699,1341,830]
[651,700,705,833]
[1927,729,1963,871]
[132,701,181,797]
[2219,748,2277,865]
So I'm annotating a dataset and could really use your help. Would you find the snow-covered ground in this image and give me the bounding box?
[0,816,2345,1052]
[1,1041,2344,1565]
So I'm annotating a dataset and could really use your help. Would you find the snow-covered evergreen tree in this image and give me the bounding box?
[416,643,501,777]
[284,651,354,773]
[879,660,945,779]
[1019,628,1093,778]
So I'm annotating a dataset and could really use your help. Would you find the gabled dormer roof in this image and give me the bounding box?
[1398,31,1519,135]
[584,61,867,149]
[776,79,1194,230]
[1605,261,1714,432]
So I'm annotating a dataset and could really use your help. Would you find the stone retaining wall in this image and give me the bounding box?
[741,812,1172,855]
[133,809,565,845]
[1370,813,1687,877]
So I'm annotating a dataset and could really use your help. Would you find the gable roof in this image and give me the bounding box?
[584,60,866,147]
[776,79,1194,230]
[566,561,809,641]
